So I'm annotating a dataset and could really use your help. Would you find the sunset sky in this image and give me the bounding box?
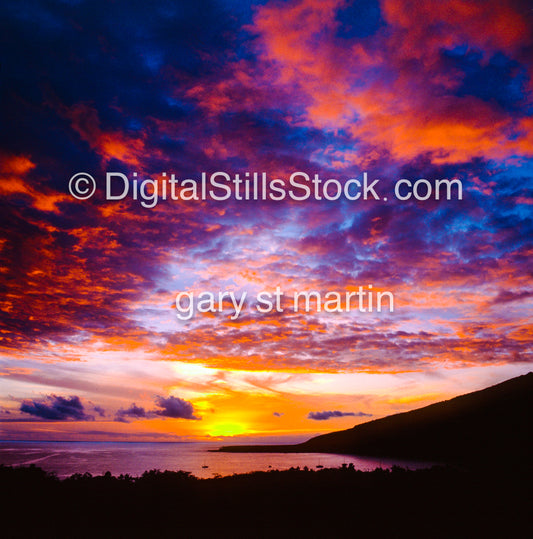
[1,0,532,442]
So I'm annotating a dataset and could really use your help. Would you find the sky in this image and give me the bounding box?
[0,0,532,442]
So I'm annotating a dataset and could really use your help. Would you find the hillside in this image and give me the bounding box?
[219,372,533,462]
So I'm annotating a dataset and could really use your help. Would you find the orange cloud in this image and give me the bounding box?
[0,154,69,213]
[185,0,533,165]
[61,103,146,166]
[381,0,530,59]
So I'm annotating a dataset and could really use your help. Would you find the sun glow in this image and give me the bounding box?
[207,422,248,437]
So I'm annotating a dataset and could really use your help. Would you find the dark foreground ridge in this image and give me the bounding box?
[219,373,533,461]
[2,463,531,538]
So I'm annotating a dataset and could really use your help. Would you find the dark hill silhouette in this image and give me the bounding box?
[219,372,533,462]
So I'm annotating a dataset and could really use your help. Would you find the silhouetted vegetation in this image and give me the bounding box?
[220,373,533,463]
[2,462,531,538]
[3,374,531,537]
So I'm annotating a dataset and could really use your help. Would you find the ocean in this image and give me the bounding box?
[0,440,432,478]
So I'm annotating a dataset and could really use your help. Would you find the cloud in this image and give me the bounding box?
[114,396,200,422]
[307,410,372,421]
[93,405,106,417]
[0,0,530,378]
[115,404,147,422]
[155,396,200,420]
[487,289,533,306]
[20,395,93,421]
[273,412,283,417]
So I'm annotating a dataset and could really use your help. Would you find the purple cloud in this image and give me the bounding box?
[307,410,372,421]
[115,404,147,422]
[155,396,200,420]
[20,395,93,421]
[113,396,200,422]
[93,405,106,417]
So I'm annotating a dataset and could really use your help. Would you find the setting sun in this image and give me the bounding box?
[207,422,249,437]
